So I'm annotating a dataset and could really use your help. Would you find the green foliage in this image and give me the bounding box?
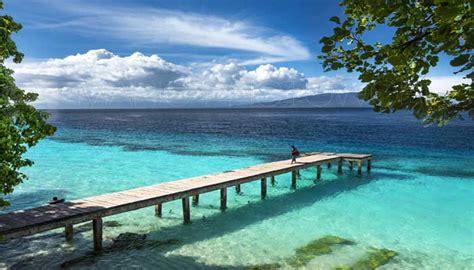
[0,1,56,208]
[335,248,398,270]
[319,1,473,126]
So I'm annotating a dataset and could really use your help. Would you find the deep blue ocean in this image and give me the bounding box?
[1,108,473,269]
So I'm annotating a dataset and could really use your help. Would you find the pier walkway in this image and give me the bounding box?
[0,152,371,250]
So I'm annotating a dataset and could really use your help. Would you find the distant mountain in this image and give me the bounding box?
[242,92,370,108]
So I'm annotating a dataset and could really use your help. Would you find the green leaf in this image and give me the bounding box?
[322,45,333,53]
[450,54,469,67]
[329,16,340,24]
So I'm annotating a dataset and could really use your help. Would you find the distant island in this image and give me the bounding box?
[241,92,370,108]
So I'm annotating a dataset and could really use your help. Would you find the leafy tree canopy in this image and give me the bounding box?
[320,0,473,125]
[0,1,56,208]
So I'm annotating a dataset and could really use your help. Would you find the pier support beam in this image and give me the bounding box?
[316,165,322,180]
[357,160,362,176]
[367,159,371,172]
[65,224,73,242]
[327,163,332,169]
[291,170,297,189]
[182,197,190,224]
[235,184,241,194]
[155,203,162,217]
[93,218,103,251]
[261,177,267,199]
[337,159,343,174]
[220,188,227,210]
[271,175,275,186]
[348,161,353,171]
[192,194,199,206]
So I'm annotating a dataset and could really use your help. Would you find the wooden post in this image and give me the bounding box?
[367,159,372,172]
[65,224,73,242]
[337,159,343,174]
[192,194,199,206]
[296,169,301,177]
[327,162,332,169]
[349,161,353,170]
[236,184,241,194]
[261,177,267,199]
[291,170,297,189]
[182,197,190,224]
[93,218,103,251]
[220,188,227,210]
[155,203,162,217]
[317,165,322,180]
[357,160,362,176]
[270,175,275,186]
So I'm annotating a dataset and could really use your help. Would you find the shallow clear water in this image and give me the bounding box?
[1,108,473,269]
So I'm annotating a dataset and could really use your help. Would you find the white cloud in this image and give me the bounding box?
[307,76,362,93]
[29,1,310,64]
[203,63,246,86]
[15,49,188,89]
[427,76,471,95]
[240,64,308,90]
[12,50,358,108]
[170,62,309,91]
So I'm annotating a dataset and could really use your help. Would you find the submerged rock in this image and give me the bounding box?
[287,236,355,267]
[110,232,179,250]
[244,263,281,270]
[334,248,398,270]
[112,232,147,247]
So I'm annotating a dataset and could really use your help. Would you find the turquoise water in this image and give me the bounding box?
[1,109,473,269]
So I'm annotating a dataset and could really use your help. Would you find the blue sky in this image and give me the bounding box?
[7,0,341,74]
[4,0,467,108]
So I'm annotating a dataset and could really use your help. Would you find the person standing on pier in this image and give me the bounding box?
[291,145,300,164]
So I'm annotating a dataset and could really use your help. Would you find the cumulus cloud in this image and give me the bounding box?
[15,49,188,90]
[12,50,359,108]
[240,64,308,90]
[172,63,308,91]
[202,63,246,86]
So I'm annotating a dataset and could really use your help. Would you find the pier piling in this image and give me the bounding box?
[65,224,73,242]
[291,170,297,189]
[155,204,162,217]
[261,177,267,199]
[220,188,227,210]
[182,197,190,224]
[93,218,103,251]
[357,160,362,176]
[338,159,343,174]
[192,194,199,206]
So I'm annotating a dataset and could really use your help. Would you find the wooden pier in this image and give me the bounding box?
[0,152,371,250]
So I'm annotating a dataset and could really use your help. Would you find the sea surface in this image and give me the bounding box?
[1,108,473,269]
